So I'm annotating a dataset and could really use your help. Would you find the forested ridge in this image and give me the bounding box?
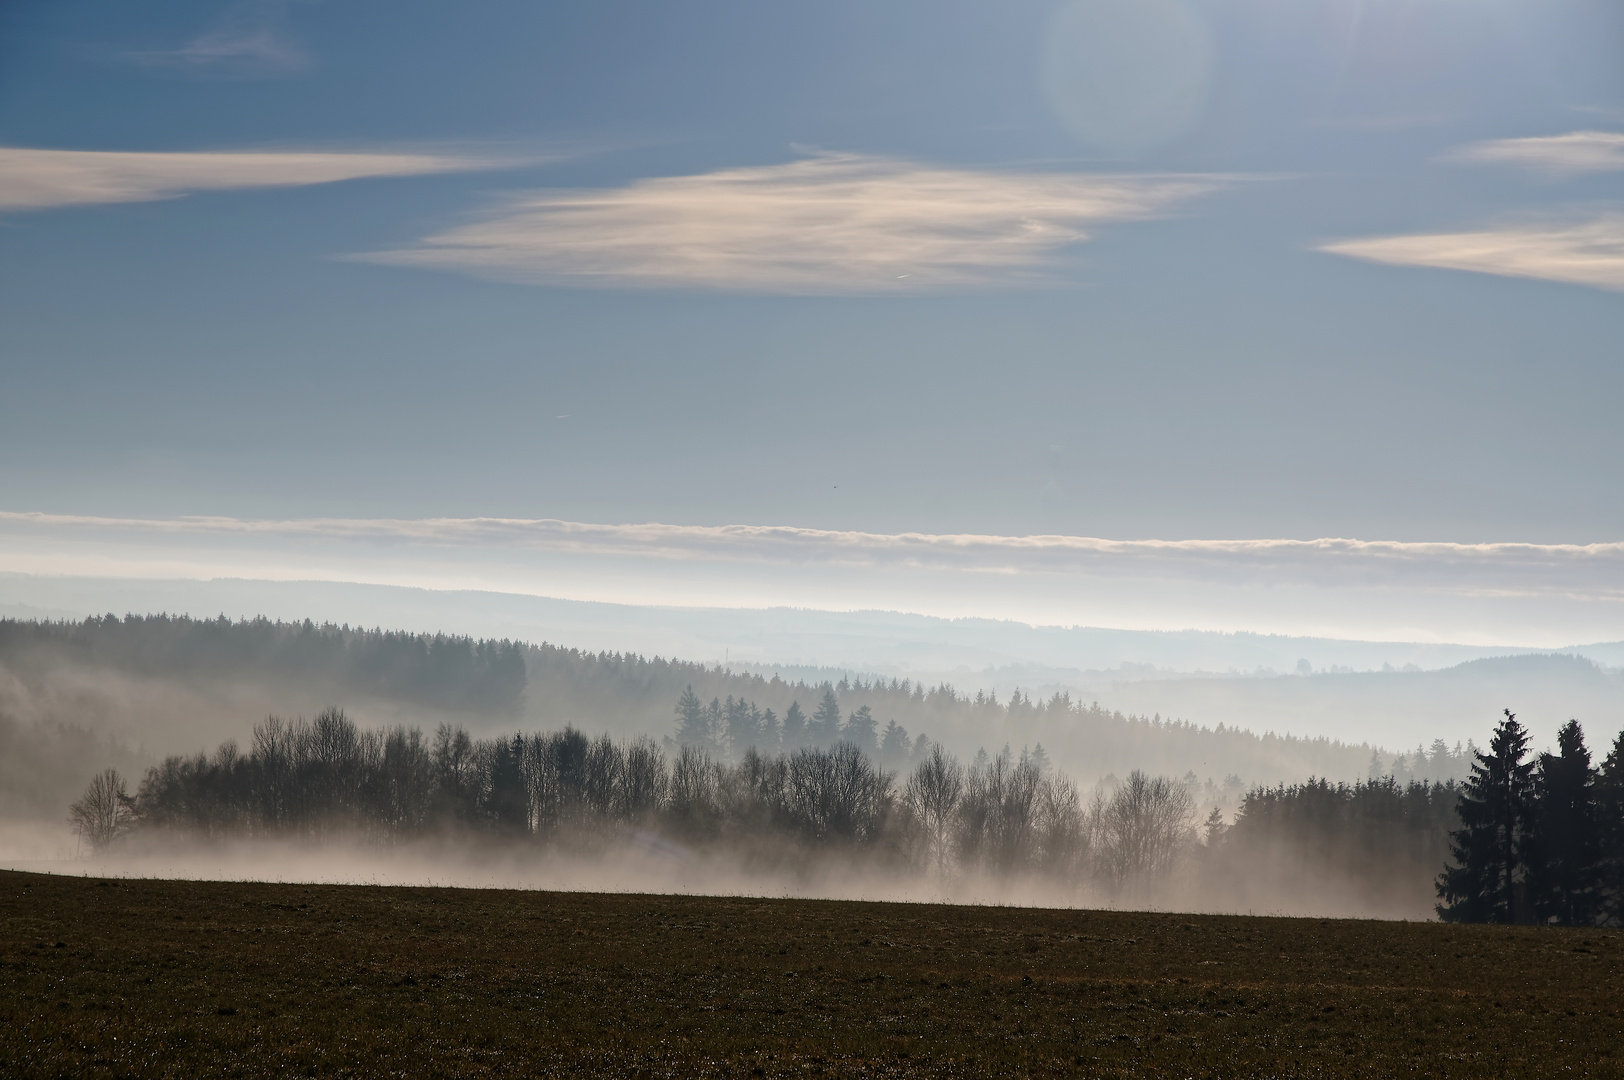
[0,614,1467,790]
[0,614,527,714]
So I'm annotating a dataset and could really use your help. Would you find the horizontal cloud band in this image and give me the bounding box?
[4,511,1622,600]
[361,153,1222,294]
[1448,130,1624,175]
[1321,214,1624,294]
[0,147,509,213]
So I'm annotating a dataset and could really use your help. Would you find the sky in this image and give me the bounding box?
[2,0,1623,646]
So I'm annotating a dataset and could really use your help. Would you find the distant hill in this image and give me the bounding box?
[0,613,1429,822]
[1093,653,1624,750]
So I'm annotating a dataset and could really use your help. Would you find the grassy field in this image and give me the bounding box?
[1,868,1619,1077]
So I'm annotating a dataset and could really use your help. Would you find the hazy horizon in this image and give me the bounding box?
[5,1,1623,923]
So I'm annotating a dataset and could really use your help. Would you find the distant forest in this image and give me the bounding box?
[0,615,1476,804]
[0,614,527,713]
[65,699,1466,917]
[63,691,1624,922]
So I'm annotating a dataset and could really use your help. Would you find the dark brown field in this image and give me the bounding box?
[1,868,1620,1077]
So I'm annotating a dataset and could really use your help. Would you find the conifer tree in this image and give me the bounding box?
[810,686,842,747]
[1438,710,1536,923]
[1595,728,1624,927]
[844,705,879,757]
[1530,720,1599,925]
[674,685,708,747]
[879,720,911,768]
[723,696,760,758]
[487,735,528,831]
[781,701,807,750]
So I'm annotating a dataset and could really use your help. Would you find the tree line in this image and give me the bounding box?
[1437,710,1624,926]
[69,686,1507,912]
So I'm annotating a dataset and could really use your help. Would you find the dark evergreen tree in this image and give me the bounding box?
[844,705,879,758]
[1595,729,1624,927]
[879,719,910,769]
[674,685,708,747]
[1438,710,1536,923]
[486,735,529,831]
[810,686,842,747]
[1530,720,1600,925]
[780,701,807,750]
[724,695,760,756]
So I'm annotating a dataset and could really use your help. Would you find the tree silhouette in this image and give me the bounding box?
[673,685,708,748]
[1438,710,1536,923]
[1529,720,1600,925]
[69,768,133,851]
[1594,729,1624,926]
[809,686,842,748]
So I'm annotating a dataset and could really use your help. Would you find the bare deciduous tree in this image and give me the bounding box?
[1098,770,1195,894]
[69,768,133,851]
[904,742,964,878]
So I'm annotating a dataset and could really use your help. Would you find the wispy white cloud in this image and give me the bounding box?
[0,147,509,214]
[4,511,1622,601]
[126,1,310,76]
[131,28,309,74]
[1449,130,1624,176]
[360,152,1221,294]
[1320,214,1624,294]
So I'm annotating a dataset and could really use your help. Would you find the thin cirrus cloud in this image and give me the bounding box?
[1320,215,1624,294]
[128,27,310,75]
[359,152,1222,294]
[126,0,310,76]
[3,511,1622,601]
[1447,130,1624,175]
[1318,131,1624,293]
[0,146,511,214]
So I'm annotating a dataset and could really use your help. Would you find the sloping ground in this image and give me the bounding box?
[1,870,1619,1077]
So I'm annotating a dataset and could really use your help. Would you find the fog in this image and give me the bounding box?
[0,611,1552,922]
[14,698,1463,921]
[7,572,1621,755]
[1,821,1445,922]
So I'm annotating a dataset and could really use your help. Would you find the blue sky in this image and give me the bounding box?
[2,0,1623,641]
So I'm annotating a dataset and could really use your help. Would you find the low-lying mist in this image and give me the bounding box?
[2,829,1443,921]
[2,612,1480,829]
[26,708,1458,921]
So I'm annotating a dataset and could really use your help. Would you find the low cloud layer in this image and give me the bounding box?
[0,147,503,213]
[362,153,1219,293]
[1321,214,1624,294]
[5,511,1622,602]
[1449,130,1624,175]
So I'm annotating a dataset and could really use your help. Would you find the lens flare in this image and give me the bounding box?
[1041,0,1215,157]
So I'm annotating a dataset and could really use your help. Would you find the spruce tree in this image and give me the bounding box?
[674,685,708,747]
[1437,709,1536,923]
[844,705,879,757]
[810,686,843,748]
[781,701,807,750]
[1595,729,1624,927]
[486,734,529,831]
[1530,720,1599,925]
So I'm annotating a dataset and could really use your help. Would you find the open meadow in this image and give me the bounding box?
[1,869,1620,1077]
